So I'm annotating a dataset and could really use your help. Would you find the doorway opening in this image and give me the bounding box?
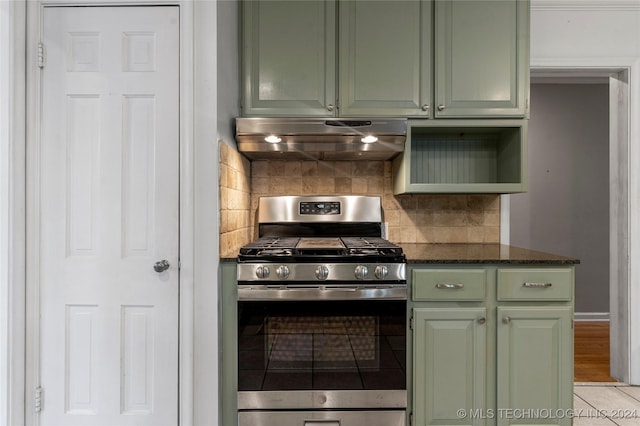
[510,69,630,383]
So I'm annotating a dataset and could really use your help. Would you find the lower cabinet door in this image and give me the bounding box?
[413,308,487,426]
[496,306,573,426]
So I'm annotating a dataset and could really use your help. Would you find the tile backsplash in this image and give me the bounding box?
[219,142,252,258]
[220,142,500,256]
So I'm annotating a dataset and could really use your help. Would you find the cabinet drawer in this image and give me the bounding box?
[497,268,573,301]
[412,269,486,301]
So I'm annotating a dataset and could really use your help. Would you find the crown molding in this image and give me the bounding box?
[532,0,640,11]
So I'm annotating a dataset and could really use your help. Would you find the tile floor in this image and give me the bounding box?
[574,383,640,425]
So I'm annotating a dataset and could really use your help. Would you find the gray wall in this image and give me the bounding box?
[510,83,609,314]
[217,0,240,144]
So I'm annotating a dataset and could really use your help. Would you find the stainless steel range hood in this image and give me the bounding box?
[235,117,407,161]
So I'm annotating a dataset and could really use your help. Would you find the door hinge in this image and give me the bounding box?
[409,316,414,330]
[37,42,45,69]
[34,386,43,413]
[410,412,414,426]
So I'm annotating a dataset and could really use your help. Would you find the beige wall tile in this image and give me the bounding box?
[284,161,301,177]
[284,177,303,194]
[268,161,286,176]
[335,177,352,194]
[334,161,352,177]
[253,160,269,177]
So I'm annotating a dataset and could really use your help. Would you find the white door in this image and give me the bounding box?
[39,6,179,425]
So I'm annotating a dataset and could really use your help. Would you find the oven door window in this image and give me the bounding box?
[237,300,406,391]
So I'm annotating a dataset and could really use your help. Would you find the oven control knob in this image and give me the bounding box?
[354,265,369,280]
[255,265,270,279]
[315,265,329,281]
[276,265,290,279]
[375,265,389,279]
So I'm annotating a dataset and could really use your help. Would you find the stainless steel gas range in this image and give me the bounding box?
[236,195,407,426]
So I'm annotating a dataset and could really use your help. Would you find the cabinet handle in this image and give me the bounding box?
[422,104,430,111]
[327,104,334,112]
[478,317,486,325]
[503,316,511,324]
[523,282,553,288]
[437,104,445,111]
[435,282,464,289]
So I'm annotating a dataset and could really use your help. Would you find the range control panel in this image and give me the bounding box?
[299,201,341,215]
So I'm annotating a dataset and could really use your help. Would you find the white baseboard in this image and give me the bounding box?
[575,312,610,321]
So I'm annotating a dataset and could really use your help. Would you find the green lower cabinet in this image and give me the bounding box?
[496,306,573,426]
[409,265,574,426]
[413,307,487,426]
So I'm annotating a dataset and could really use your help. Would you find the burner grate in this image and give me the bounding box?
[238,236,404,260]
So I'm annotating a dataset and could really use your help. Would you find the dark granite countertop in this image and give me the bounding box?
[403,243,579,265]
[221,243,579,265]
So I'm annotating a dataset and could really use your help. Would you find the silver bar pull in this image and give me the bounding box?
[305,421,340,426]
[154,260,170,273]
[435,282,464,289]
[523,282,552,288]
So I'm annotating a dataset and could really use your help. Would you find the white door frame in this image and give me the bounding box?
[525,61,639,384]
[17,1,204,425]
[1,1,27,425]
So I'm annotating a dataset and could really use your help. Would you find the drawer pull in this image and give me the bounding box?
[523,282,553,288]
[436,283,464,290]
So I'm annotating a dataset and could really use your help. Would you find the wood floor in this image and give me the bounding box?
[574,321,617,382]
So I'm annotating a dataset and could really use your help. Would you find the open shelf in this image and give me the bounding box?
[393,119,527,194]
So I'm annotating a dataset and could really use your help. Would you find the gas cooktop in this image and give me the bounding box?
[238,236,405,261]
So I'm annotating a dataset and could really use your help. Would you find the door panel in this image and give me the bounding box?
[242,0,336,116]
[39,6,179,425]
[413,307,487,426]
[339,0,431,117]
[496,307,573,426]
[435,0,528,117]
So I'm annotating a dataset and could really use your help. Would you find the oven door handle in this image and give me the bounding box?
[237,284,407,301]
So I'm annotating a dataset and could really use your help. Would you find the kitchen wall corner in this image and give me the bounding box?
[219,141,253,257]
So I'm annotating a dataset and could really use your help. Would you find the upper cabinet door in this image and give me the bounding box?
[241,0,336,117]
[338,0,431,117]
[434,0,529,118]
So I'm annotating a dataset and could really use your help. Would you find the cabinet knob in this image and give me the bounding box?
[503,316,511,324]
[422,104,429,111]
[327,104,334,112]
[437,104,445,111]
[478,317,486,325]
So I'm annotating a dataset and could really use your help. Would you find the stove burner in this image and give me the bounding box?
[347,248,383,256]
[256,248,293,256]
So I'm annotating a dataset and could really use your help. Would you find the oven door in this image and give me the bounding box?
[237,287,407,412]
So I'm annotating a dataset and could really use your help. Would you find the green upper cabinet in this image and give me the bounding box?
[434,0,529,118]
[241,0,530,118]
[241,0,336,116]
[338,0,431,117]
